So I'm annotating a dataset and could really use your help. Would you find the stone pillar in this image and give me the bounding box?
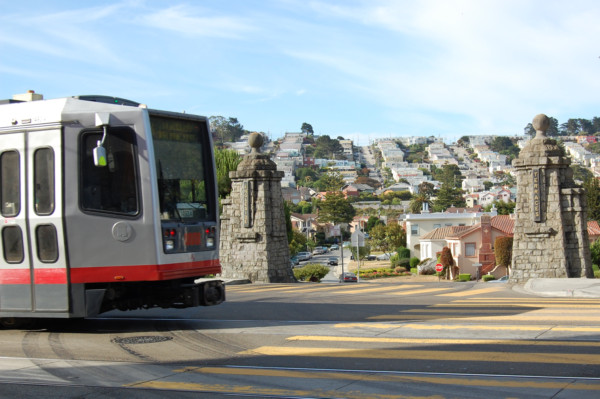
[511,114,593,283]
[219,133,294,283]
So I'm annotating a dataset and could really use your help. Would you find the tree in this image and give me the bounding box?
[315,170,345,192]
[214,148,241,199]
[571,165,593,183]
[301,122,314,135]
[409,193,431,214]
[209,116,245,145]
[485,200,515,215]
[317,191,356,226]
[525,116,558,137]
[590,238,600,267]
[432,185,466,212]
[440,246,457,279]
[314,135,344,159]
[584,177,600,222]
[494,236,513,271]
[365,216,384,232]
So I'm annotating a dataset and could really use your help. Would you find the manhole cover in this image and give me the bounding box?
[112,335,173,345]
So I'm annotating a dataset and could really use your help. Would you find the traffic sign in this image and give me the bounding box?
[435,263,444,272]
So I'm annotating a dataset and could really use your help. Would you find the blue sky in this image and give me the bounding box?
[2,1,599,145]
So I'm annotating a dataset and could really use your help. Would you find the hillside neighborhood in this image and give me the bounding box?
[215,120,600,280]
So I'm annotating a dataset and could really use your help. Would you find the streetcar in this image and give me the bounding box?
[0,92,225,327]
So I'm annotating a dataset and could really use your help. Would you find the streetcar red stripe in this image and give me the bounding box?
[0,268,31,284]
[0,259,221,285]
[69,259,221,283]
[34,268,68,284]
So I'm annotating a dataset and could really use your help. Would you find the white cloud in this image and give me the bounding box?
[138,5,256,39]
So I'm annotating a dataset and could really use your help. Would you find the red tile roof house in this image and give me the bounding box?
[420,215,600,279]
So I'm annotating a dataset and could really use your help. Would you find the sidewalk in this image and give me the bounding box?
[516,278,600,298]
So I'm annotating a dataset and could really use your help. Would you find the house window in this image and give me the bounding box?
[433,224,441,229]
[411,224,419,235]
[445,223,452,227]
[465,243,476,257]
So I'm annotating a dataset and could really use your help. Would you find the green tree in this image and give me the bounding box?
[432,185,466,212]
[409,193,431,214]
[484,200,515,215]
[584,177,600,221]
[317,191,356,225]
[590,238,600,267]
[214,148,241,199]
[209,116,245,145]
[571,165,593,183]
[365,216,384,232]
[314,135,343,159]
[301,122,314,135]
[315,170,345,192]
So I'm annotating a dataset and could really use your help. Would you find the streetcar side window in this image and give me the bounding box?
[2,226,24,263]
[0,151,20,217]
[80,128,139,216]
[34,148,55,215]
[36,224,58,263]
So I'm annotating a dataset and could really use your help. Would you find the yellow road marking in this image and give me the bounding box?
[239,346,600,364]
[438,287,503,296]
[334,322,600,332]
[389,288,452,295]
[181,366,600,391]
[286,335,600,347]
[331,284,425,294]
[128,380,426,399]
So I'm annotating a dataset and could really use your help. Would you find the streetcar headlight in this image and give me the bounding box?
[207,237,215,247]
[165,239,175,251]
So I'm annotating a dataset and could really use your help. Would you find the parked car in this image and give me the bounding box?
[330,244,339,251]
[290,256,300,266]
[312,247,325,255]
[339,272,358,283]
[366,255,377,261]
[376,253,391,261]
[297,252,312,261]
[489,275,509,283]
[327,257,338,266]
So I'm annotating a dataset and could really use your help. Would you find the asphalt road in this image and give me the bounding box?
[1,280,600,398]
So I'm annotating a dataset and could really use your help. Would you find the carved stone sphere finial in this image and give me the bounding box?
[532,114,549,138]
[248,132,264,154]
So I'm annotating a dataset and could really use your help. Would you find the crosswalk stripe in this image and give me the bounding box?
[286,335,600,347]
[335,322,600,332]
[389,288,452,295]
[438,287,503,296]
[239,346,600,364]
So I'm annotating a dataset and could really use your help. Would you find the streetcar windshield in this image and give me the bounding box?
[150,115,214,221]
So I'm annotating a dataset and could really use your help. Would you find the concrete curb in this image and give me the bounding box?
[516,278,600,298]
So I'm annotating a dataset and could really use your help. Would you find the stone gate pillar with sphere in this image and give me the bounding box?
[219,132,295,283]
[511,114,593,283]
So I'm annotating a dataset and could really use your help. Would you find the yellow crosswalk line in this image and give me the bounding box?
[286,335,600,347]
[239,346,600,364]
[334,322,600,332]
[389,287,452,295]
[438,287,503,296]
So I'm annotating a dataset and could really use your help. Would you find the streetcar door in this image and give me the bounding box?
[27,129,68,312]
[0,132,32,311]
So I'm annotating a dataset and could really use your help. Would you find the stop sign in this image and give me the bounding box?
[435,263,444,272]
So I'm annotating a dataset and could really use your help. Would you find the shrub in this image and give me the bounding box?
[396,246,411,259]
[409,257,420,268]
[458,273,471,282]
[394,266,407,273]
[482,275,496,282]
[410,267,417,274]
[293,263,330,282]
